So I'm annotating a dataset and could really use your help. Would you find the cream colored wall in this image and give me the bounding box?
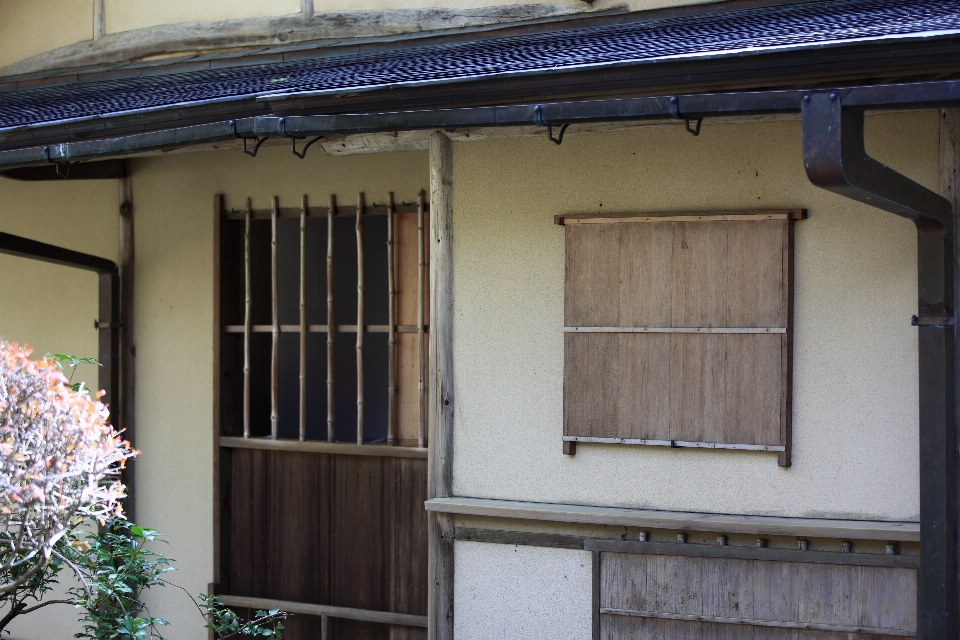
[0,175,119,639]
[0,0,93,68]
[454,541,592,639]
[103,0,301,34]
[451,111,935,523]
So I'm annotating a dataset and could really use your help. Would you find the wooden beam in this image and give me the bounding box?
[425,496,921,542]
[427,130,455,640]
[216,594,427,628]
[118,163,135,522]
[219,436,427,459]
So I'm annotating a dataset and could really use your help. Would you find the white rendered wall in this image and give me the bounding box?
[454,541,592,640]
[451,112,935,522]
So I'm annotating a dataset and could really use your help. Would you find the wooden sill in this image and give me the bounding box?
[425,497,919,542]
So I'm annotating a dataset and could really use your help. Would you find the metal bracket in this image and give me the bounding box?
[242,137,269,158]
[55,162,77,178]
[912,314,956,328]
[534,105,569,145]
[547,124,569,145]
[685,118,703,136]
[290,135,323,159]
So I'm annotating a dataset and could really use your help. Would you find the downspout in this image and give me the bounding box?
[802,92,958,639]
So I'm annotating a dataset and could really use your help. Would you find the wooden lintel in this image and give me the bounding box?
[216,594,427,628]
[219,436,427,459]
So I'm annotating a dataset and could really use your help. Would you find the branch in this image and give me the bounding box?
[19,598,73,614]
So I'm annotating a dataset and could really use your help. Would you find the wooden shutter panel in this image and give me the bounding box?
[562,210,801,466]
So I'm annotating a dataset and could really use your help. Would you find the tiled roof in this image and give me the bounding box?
[1,0,959,132]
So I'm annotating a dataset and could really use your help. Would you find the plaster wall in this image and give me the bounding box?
[451,111,935,522]
[0,175,119,639]
[454,541,592,639]
[0,0,93,68]
[103,0,301,34]
[0,146,427,639]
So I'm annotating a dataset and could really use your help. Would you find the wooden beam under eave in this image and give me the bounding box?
[427,130,454,640]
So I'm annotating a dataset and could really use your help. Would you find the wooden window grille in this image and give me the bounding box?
[218,192,430,447]
[560,210,804,467]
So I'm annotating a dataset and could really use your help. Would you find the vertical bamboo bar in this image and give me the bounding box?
[417,189,426,448]
[356,192,365,445]
[243,199,252,438]
[327,195,336,442]
[299,195,308,442]
[270,196,279,439]
[387,192,397,445]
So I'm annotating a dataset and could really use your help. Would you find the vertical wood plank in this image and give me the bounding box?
[299,195,308,442]
[211,193,221,592]
[244,199,252,439]
[565,333,620,438]
[618,334,671,440]
[327,195,336,442]
[671,221,728,328]
[270,197,279,439]
[858,565,917,632]
[725,220,785,328]
[357,192,365,445]
[620,221,674,327]
[780,219,794,467]
[678,334,727,443]
[593,551,601,640]
[418,190,427,449]
[388,193,397,446]
[724,334,782,445]
[119,165,136,521]
[565,223,621,327]
[427,131,454,640]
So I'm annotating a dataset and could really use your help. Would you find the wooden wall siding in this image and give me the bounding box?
[563,212,795,459]
[598,551,915,639]
[225,449,428,639]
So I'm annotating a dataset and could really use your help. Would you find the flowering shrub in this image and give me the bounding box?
[0,342,135,596]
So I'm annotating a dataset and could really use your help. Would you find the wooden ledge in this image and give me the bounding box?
[220,436,428,458]
[425,497,919,542]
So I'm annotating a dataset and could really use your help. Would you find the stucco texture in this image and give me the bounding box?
[454,541,592,639]
[0,0,92,68]
[451,112,934,522]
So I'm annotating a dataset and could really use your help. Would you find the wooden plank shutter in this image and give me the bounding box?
[562,210,802,466]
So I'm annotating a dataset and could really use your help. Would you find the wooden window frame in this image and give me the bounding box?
[559,209,805,467]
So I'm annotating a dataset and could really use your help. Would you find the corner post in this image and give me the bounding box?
[428,130,455,640]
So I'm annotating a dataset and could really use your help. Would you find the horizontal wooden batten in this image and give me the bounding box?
[599,609,914,637]
[224,324,427,334]
[564,326,786,334]
[456,527,589,550]
[555,209,806,225]
[216,594,428,628]
[562,436,785,452]
[425,497,920,542]
[219,436,428,458]
[585,538,918,569]
[224,202,427,221]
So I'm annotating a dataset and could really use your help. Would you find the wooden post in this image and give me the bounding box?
[418,190,427,449]
[427,131,455,640]
[270,197,279,440]
[387,192,397,445]
[299,195,308,442]
[327,195,336,442]
[356,192,365,445]
[941,108,960,631]
[119,163,135,521]
[243,199,252,439]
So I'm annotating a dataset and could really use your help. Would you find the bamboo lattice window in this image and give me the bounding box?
[219,193,429,447]
[560,210,804,467]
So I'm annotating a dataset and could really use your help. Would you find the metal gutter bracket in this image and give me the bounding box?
[802,91,958,640]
